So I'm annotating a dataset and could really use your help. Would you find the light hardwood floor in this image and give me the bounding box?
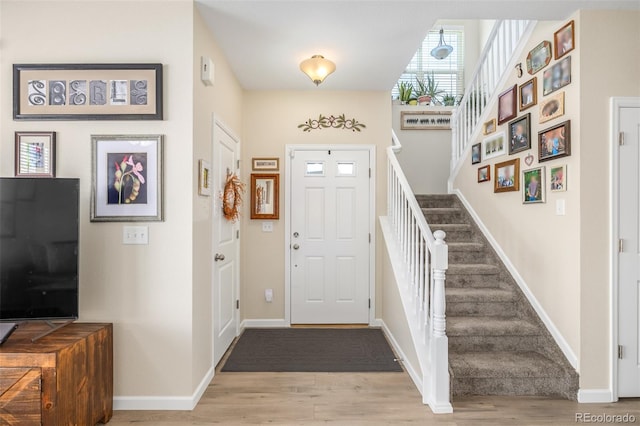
[109,370,640,425]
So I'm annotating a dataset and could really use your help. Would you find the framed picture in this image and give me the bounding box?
[497,85,517,125]
[550,164,567,192]
[494,158,520,193]
[523,166,545,204]
[542,56,571,96]
[508,113,531,155]
[478,165,491,183]
[400,110,452,130]
[554,20,575,60]
[482,131,506,161]
[539,92,565,123]
[471,143,482,164]
[482,118,497,135]
[538,120,571,162]
[526,41,552,75]
[13,63,163,120]
[91,134,163,222]
[519,77,537,111]
[250,173,279,220]
[252,158,279,171]
[198,160,212,196]
[14,131,56,177]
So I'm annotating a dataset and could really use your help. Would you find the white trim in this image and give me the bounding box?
[284,144,376,325]
[113,366,214,411]
[453,189,578,369]
[577,389,615,403]
[609,97,640,401]
[380,320,423,399]
[240,319,289,329]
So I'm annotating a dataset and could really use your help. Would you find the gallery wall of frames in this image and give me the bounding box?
[471,20,575,205]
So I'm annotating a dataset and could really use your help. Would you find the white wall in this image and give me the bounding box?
[392,105,452,194]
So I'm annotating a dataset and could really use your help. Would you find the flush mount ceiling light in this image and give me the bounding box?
[299,55,336,86]
[430,28,453,60]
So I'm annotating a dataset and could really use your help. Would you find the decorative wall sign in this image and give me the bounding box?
[526,41,552,75]
[91,134,163,222]
[15,131,56,177]
[13,63,163,120]
[298,114,366,132]
[400,110,452,130]
[252,158,279,171]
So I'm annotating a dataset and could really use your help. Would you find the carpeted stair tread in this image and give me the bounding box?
[447,264,500,275]
[449,351,565,379]
[446,287,516,302]
[447,316,539,336]
[448,242,485,251]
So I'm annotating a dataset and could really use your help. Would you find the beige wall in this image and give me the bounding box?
[453,11,640,390]
[578,9,640,390]
[392,105,452,194]
[240,91,390,321]
[191,8,244,388]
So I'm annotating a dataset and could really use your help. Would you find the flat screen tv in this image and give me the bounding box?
[0,178,79,321]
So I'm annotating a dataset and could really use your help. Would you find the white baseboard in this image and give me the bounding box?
[380,320,423,395]
[370,318,383,327]
[577,389,614,403]
[453,189,578,370]
[240,319,289,329]
[113,365,215,411]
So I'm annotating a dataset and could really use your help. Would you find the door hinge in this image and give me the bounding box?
[368,298,371,309]
[237,159,240,169]
[619,238,624,253]
[236,300,240,309]
[236,229,240,239]
[619,132,625,146]
[618,345,623,359]
[369,168,371,178]
[369,233,371,243]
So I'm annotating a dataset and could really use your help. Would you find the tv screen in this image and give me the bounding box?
[0,178,79,320]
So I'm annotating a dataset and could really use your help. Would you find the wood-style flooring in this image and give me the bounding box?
[109,369,640,425]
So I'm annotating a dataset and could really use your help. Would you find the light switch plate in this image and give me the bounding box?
[123,226,149,245]
[201,56,214,86]
[555,199,565,216]
[262,222,273,232]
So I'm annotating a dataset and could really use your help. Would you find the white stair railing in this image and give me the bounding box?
[384,130,451,413]
[450,20,535,178]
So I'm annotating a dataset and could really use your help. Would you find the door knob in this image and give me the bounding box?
[214,253,225,261]
[292,244,300,250]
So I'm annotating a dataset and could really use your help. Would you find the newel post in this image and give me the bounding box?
[427,230,452,413]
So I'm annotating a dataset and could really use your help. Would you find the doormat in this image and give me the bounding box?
[221,328,403,372]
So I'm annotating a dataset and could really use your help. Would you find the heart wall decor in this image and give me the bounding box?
[524,153,534,166]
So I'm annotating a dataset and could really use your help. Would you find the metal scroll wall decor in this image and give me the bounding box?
[298,114,366,132]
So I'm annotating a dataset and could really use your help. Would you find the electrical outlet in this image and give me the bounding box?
[123,226,149,245]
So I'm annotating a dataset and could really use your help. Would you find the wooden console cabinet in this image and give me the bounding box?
[0,322,113,425]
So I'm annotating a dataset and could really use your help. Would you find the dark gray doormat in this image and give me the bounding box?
[221,328,403,372]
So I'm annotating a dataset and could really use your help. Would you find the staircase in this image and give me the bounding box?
[417,194,578,399]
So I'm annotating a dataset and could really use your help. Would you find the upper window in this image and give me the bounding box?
[392,27,464,103]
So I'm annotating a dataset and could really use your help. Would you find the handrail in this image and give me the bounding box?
[450,20,535,179]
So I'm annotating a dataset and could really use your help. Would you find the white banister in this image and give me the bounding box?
[384,134,451,413]
[449,20,535,183]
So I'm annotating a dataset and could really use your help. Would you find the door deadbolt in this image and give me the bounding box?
[214,253,225,261]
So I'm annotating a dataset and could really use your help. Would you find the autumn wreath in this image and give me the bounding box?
[221,172,245,222]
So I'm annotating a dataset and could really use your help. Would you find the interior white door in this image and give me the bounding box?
[618,104,640,397]
[212,120,240,366]
[290,149,370,324]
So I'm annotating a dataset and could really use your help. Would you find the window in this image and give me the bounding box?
[392,27,464,102]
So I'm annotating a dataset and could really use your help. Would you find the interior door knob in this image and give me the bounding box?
[214,253,225,261]
[292,244,300,250]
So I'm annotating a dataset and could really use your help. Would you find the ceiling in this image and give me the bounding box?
[195,0,639,91]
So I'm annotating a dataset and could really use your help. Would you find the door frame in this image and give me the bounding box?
[609,97,640,401]
[284,144,376,325]
[211,114,241,366]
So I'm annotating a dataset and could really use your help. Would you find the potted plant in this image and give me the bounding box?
[397,81,415,105]
[442,93,457,106]
[414,77,431,105]
[423,72,444,105]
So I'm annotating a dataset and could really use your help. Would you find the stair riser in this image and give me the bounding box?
[423,212,465,224]
[452,377,577,400]
[446,301,517,317]
[446,274,501,288]
[448,335,541,353]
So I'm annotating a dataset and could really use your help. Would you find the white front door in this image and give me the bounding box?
[290,148,371,324]
[212,119,240,366]
[618,103,640,397]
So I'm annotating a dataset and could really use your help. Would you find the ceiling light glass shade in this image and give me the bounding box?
[431,28,453,60]
[299,55,336,86]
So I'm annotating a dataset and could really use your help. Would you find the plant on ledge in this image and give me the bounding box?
[397,81,415,105]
